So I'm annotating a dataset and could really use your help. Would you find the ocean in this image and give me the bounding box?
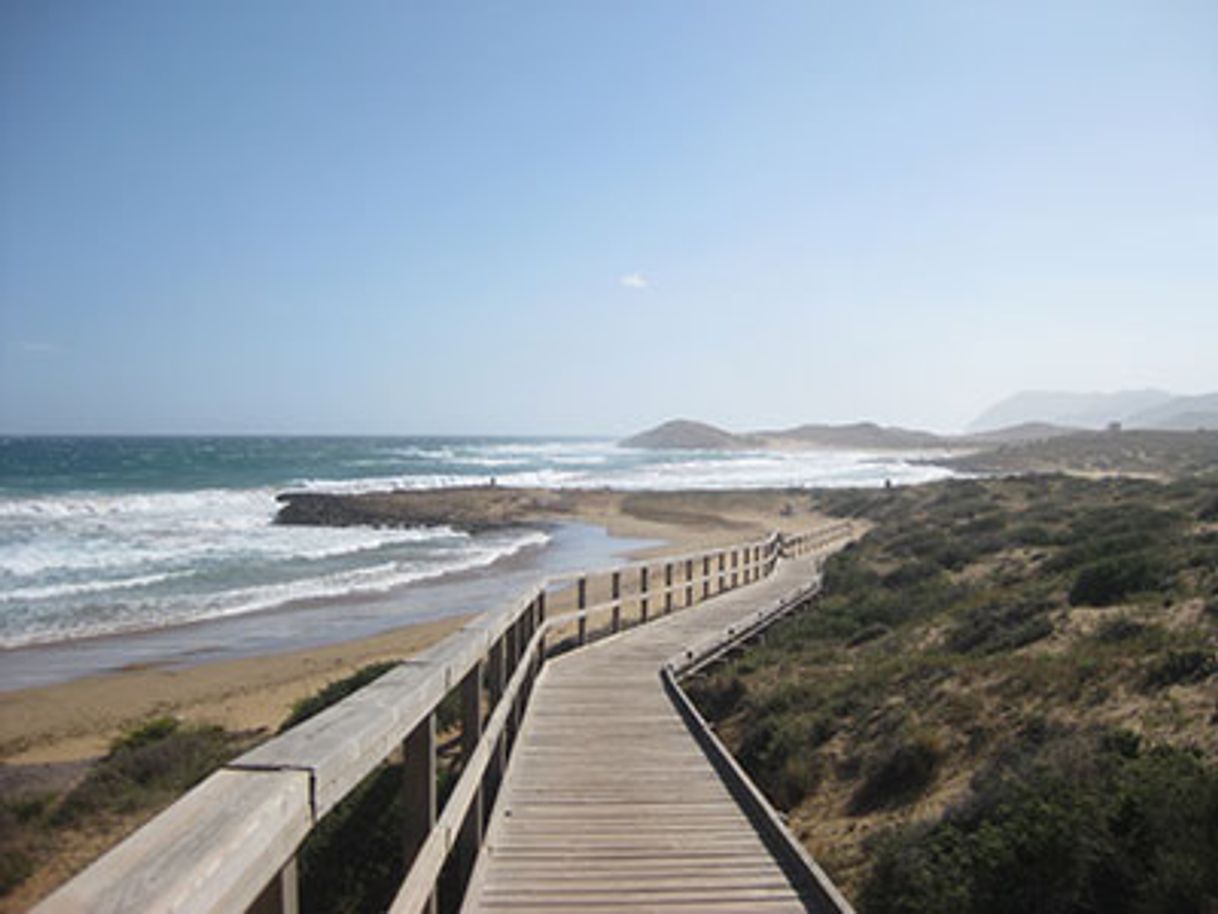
[0,436,952,655]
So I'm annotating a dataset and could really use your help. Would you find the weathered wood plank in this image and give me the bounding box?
[34,770,311,914]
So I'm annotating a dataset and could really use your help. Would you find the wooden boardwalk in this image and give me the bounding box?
[462,554,841,914]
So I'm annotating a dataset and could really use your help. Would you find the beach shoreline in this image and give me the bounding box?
[0,487,821,766]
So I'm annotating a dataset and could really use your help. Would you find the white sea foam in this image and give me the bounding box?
[293,447,950,495]
[0,570,197,603]
[0,528,550,648]
[0,437,956,649]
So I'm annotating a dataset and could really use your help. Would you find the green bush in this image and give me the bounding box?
[1144,650,1217,689]
[1068,554,1169,607]
[686,672,746,720]
[1094,617,1148,644]
[849,732,943,814]
[280,661,399,732]
[883,561,943,590]
[0,845,32,897]
[946,600,1054,655]
[861,734,1218,914]
[847,623,891,648]
[53,719,241,825]
[110,715,181,752]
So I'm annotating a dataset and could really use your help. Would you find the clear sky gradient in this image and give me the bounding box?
[2,1,1215,435]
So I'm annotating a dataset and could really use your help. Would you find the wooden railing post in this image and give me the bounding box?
[487,637,504,710]
[247,858,298,914]
[685,559,694,606]
[536,591,547,656]
[402,713,437,914]
[702,556,710,599]
[665,562,674,614]
[718,552,726,592]
[510,613,529,739]
[611,571,621,633]
[487,636,507,791]
[577,576,587,645]
[639,566,649,623]
[456,661,484,885]
[731,549,739,588]
[505,623,518,682]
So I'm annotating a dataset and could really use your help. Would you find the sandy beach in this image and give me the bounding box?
[0,487,820,766]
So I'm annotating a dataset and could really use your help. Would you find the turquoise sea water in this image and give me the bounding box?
[0,436,952,649]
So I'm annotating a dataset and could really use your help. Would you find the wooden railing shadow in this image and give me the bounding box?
[35,522,854,914]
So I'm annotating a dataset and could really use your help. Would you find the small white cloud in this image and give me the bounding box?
[619,273,649,290]
[16,341,61,355]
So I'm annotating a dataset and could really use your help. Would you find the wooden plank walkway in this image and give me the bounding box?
[462,554,836,914]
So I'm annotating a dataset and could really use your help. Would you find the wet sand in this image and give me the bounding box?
[0,488,820,765]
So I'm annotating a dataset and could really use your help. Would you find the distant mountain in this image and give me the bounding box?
[762,422,952,450]
[1126,393,1218,431]
[968,390,1174,432]
[622,419,1055,452]
[621,418,1138,453]
[619,419,755,450]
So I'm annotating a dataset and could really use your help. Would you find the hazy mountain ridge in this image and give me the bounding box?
[621,419,1075,452]
[619,419,761,450]
[1125,392,1218,430]
[970,389,1218,432]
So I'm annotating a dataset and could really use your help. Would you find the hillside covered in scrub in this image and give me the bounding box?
[688,474,1218,912]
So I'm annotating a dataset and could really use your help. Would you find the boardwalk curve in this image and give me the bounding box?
[463,551,852,913]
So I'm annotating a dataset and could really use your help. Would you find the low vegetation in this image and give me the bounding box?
[0,718,259,904]
[0,662,414,910]
[939,428,1218,477]
[688,473,1218,910]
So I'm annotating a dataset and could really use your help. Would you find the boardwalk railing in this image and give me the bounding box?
[665,530,858,914]
[36,522,853,914]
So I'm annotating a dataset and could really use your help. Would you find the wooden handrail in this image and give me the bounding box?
[33,525,848,914]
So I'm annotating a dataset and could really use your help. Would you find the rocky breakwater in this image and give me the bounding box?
[274,485,575,532]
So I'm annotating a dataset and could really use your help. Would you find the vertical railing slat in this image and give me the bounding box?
[402,713,437,914]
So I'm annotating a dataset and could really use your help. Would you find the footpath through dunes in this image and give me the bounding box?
[463,548,854,914]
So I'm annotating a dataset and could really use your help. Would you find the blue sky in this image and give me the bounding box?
[2,1,1215,435]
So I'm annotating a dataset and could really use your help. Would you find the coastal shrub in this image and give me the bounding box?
[1044,529,1159,573]
[53,719,241,825]
[0,800,37,896]
[280,660,398,732]
[0,844,32,897]
[111,715,181,752]
[1009,523,1059,547]
[960,513,1005,537]
[847,623,890,648]
[946,600,1054,655]
[686,672,746,720]
[1094,617,1148,644]
[859,733,1218,914]
[1200,494,1218,522]
[882,560,942,590]
[849,731,942,814]
[1143,650,1217,690]
[1068,554,1169,607]
[732,712,833,809]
